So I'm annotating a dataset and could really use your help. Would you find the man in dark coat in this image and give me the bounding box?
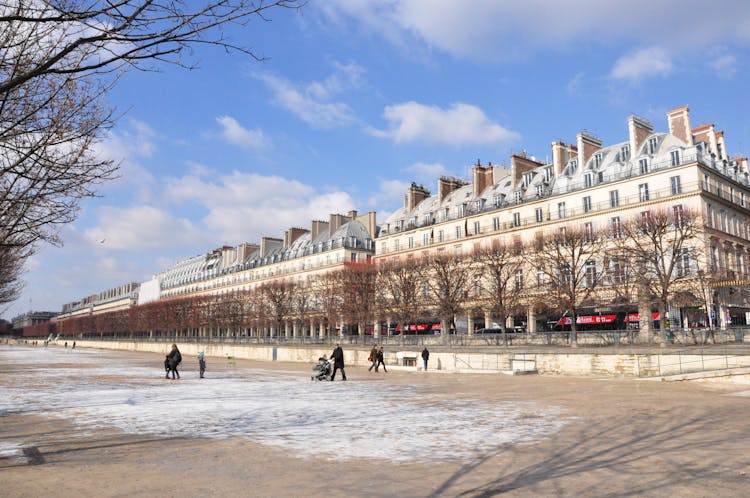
[330,343,347,381]
[422,347,430,371]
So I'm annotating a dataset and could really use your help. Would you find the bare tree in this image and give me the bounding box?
[377,257,426,343]
[421,251,475,344]
[338,262,377,336]
[311,271,343,338]
[617,208,701,344]
[475,241,524,342]
[530,225,606,346]
[0,1,301,297]
[259,280,295,338]
[0,244,27,308]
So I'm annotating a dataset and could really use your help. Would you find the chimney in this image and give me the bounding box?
[472,160,494,197]
[405,182,431,210]
[551,141,576,176]
[283,228,308,248]
[221,246,236,268]
[328,214,348,236]
[510,153,544,187]
[347,210,358,220]
[666,106,693,145]
[310,220,329,241]
[236,242,259,261]
[716,131,727,160]
[260,237,283,256]
[576,132,602,168]
[628,115,653,157]
[437,176,466,202]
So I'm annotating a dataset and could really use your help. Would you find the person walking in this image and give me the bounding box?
[166,344,182,379]
[422,347,430,371]
[375,346,387,373]
[329,343,347,381]
[367,344,378,372]
[198,351,206,378]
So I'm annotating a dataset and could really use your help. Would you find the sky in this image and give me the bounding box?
[0,345,567,461]
[4,0,750,319]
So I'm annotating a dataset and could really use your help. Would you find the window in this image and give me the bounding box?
[457,204,466,217]
[670,176,682,195]
[513,212,521,227]
[423,233,429,246]
[514,191,523,203]
[494,195,502,207]
[721,210,728,232]
[742,192,746,208]
[438,230,444,242]
[535,208,543,223]
[638,183,650,202]
[536,268,546,286]
[544,166,553,182]
[584,221,594,242]
[639,158,649,174]
[585,260,597,287]
[492,217,500,231]
[473,221,481,235]
[536,185,545,197]
[707,204,715,228]
[455,226,463,239]
[610,190,619,208]
[717,181,723,199]
[394,239,400,251]
[584,173,593,188]
[609,257,624,284]
[670,205,684,228]
[569,158,578,173]
[558,202,567,219]
[408,236,414,249]
[522,172,533,187]
[514,270,523,291]
[583,196,592,213]
[710,245,719,272]
[670,150,681,166]
[593,153,602,168]
[380,242,387,253]
[703,174,711,191]
[620,144,630,161]
[610,216,622,238]
[648,137,658,154]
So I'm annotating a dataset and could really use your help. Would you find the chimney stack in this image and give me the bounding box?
[667,106,693,145]
[283,228,308,248]
[628,115,653,157]
[310,220,329,241]
[472,160,495,197]
[437,177,466,202]
[405,183,430,210]
[576,132,602,168]
[551,141,576,176]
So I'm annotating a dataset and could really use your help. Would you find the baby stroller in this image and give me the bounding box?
[311,356,332,381]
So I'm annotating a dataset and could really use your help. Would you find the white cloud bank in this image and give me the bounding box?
[216,115,269,149]
[610,47,673,82]
[372,102,520,146]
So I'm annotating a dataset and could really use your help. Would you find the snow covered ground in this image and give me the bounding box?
[0,345,569,462]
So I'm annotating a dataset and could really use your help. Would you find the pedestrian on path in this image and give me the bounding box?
[330,343,347,381]
[166,344,182,379]
[422,347,429,371]
[375,346,387,373]
[198,351,206,378]
[367,344,378,372]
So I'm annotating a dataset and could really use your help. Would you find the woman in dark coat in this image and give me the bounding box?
[329,343,347,381]
[166,344,182,379]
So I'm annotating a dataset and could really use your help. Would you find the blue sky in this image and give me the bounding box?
[5,0,750,319]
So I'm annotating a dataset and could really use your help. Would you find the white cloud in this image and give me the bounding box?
[372,102,520,146]
[404,161,450,180]
[315,1,750,60]
[84,205,202,251]
[215,115,269,149]
[164,172,356,243]
[366,178,410,211]
[709,53,738,77]
[610,47,673,82]
[256,62,364,128]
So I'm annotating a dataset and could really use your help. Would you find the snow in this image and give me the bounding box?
[0,346,569,462]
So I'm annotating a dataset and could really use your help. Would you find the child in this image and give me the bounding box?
[198,351,206,378]
[164,355,170,378]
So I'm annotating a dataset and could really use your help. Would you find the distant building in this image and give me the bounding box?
[11,311,58,329]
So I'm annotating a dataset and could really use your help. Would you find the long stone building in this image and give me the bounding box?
[55,105,750,339]
[375,106,750,333]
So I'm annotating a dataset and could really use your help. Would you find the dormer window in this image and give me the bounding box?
[514,191,523,203]
[584,173,593,188]
[593,153,602,168]
[620,144,630,161]
[568,159,578,174]
[522,172,533,187]
[639,158,649,174]
[494,194,502,207]
[544,166,553,182]
[647,137,658,155]
[535,185,544,197]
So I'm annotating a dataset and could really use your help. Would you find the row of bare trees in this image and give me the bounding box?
[56,208,722,346]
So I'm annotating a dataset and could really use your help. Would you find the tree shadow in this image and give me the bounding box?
[428,410,747,497]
